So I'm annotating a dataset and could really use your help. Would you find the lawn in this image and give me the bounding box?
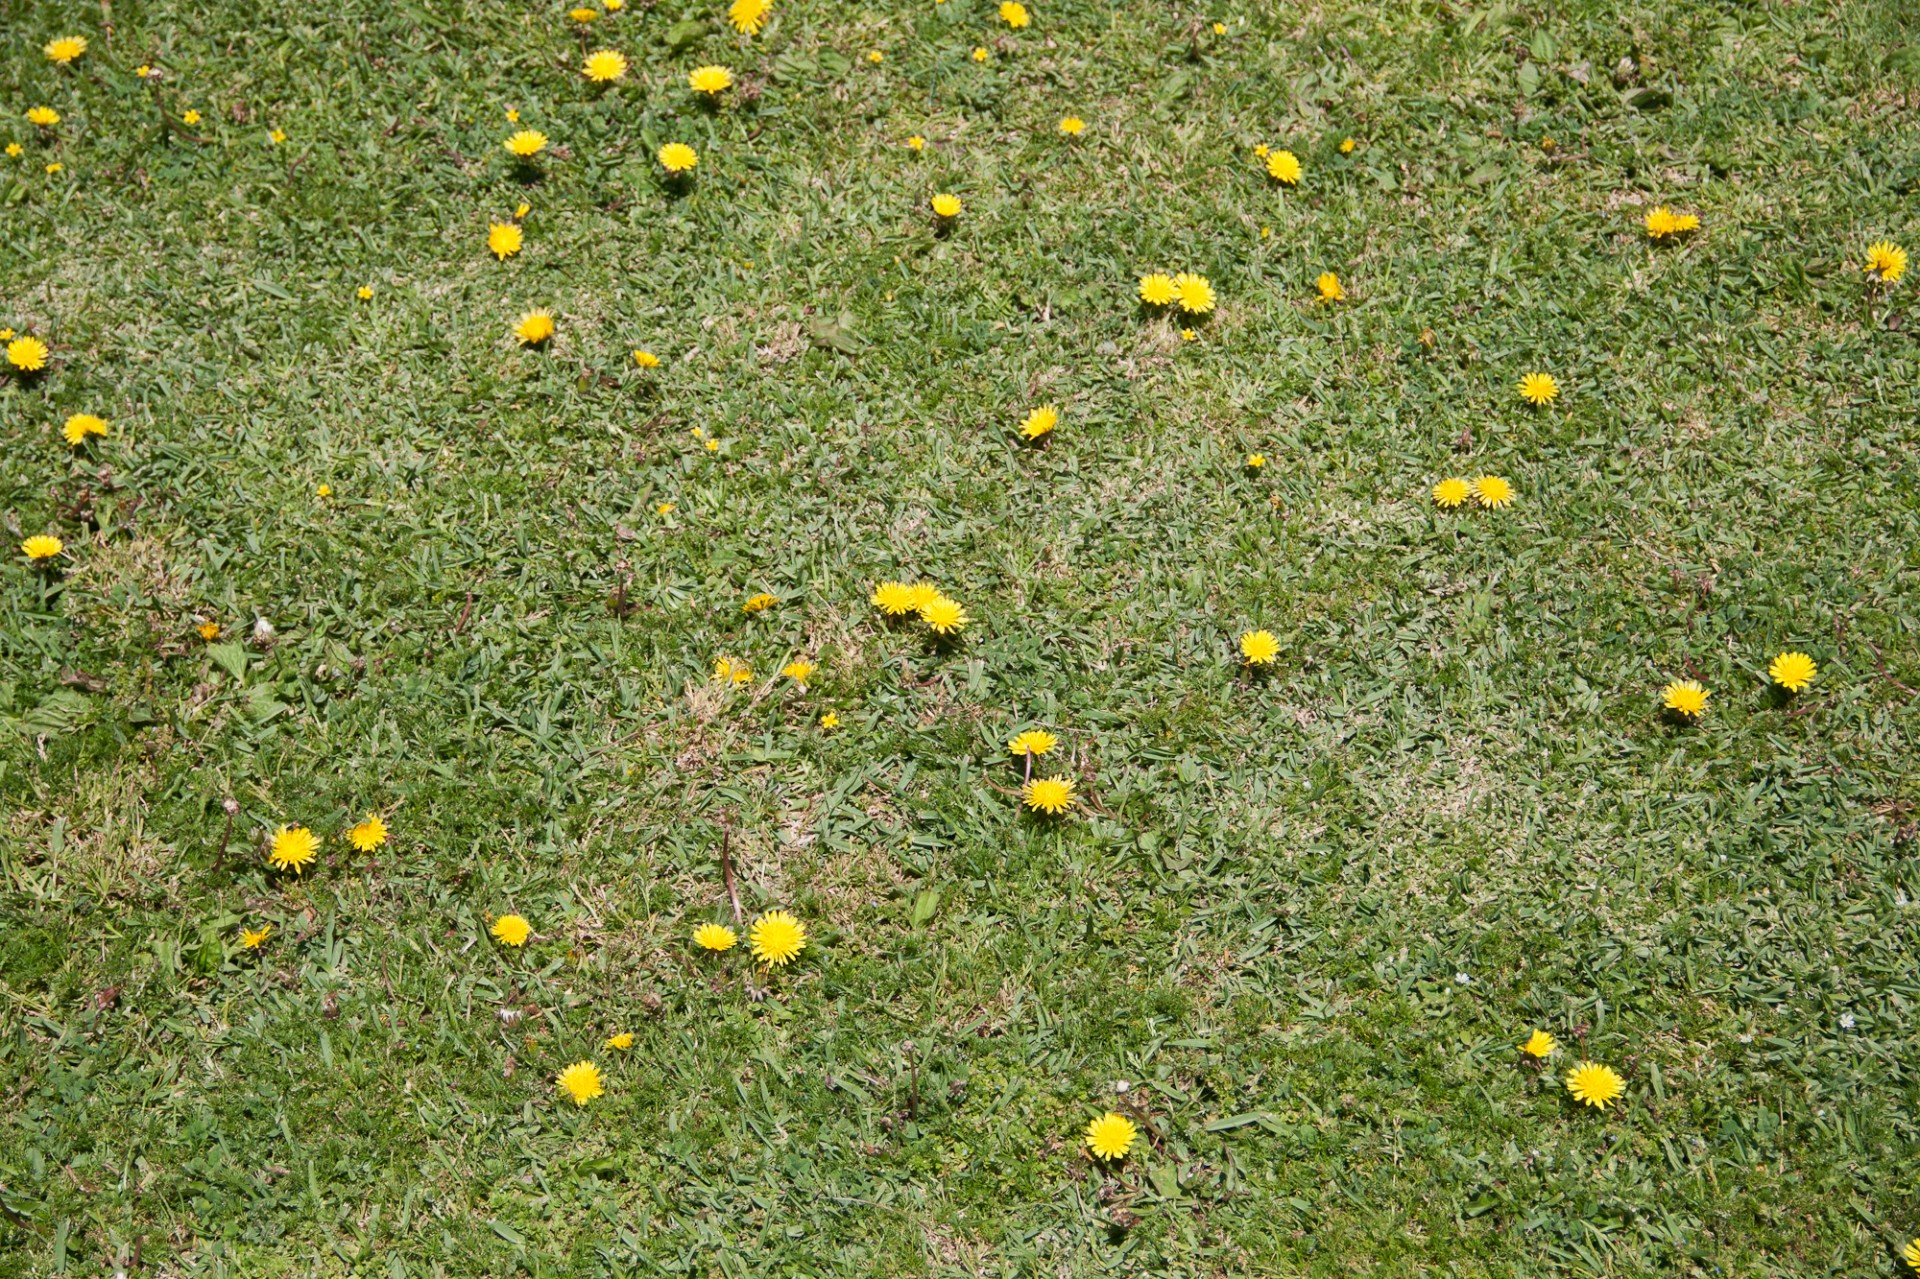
[2,0,1919,1274]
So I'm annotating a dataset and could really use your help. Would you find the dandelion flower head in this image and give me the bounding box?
[750,910,807,965]
[1240,629,1279,666]
[1518,372,1558,405]
[906,135,926,151]
[1473,475,1514,509]
[1172,272,1215,315]
[1057,116,1084,136]
[689,65,733,94]
[44,37,88,65]
[999,2,1030,28]
[1008,729,1058,757]
[269,825,318,873]
[1023,776,1076,815]
[241,924,273,950]
[1138,273,1176,306]
[27,107,61,127]
[348,814,389,852]
[871,581,919,616]
[583,49,629,82]
[488,222,523,260]
[1768,651,1816,693]
[556,1061,604,1106]
[1865,241,1908,284]
[1521,1029,1555,1058]
[658,142,698,173]
[728,0,771,35]
[1316,271,1344,302]
[1266,149,1302,184]
[505,129,548,157]
[1432,478,1470,509]
[1565,1061,1625,1109]
[62,413,107,446]
[919,594,969,635]
[1085,1112,1136,1160]
[694,922,738,952]
[606,1032,634,1050]
[515,309,555,345]
[491,914,532,946]
[7,335,49,371]
[1663,680,1708,718]
[781,659,816,685]
[633,349,660,368]
[1019,405,1058,440]
[22,535,63,560]
[931,193,962,218]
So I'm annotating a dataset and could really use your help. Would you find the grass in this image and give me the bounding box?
[1,0,1919,1274]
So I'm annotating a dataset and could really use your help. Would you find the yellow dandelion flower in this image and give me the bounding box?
[1768,651,1816,693]
[1246,453,1265,468]
[750,910,807,966]
[1521,1029,1555,1058]
[1265,149,1302,184]
[606,1032,634,1050]
[21,535,63,561]
[1644,206,1679,239]
[689,65,733,95]
[1565,1061,1625,1109]
[1865,241,1908,284]
[871,581,918,615]
[356,285,374,300]
[1340,137,1357,153]
[268,825,318,874]
[506,107,519,122]
[505,129,548,157]
[1018,405,1057,440]
[1084,1112,1136,1161]
[658,142,698,173]
[569,7,598,21]
[1252,144,1269,158]
[919,594,969,635]
[1316,271,1344,302]
[1663,680,1708,719]
[1903,1239,1920,1274]
[906,583,941,611]
[606,0,624,9]
[1022,776,1076,815]
[44,36,88,65]
[728,0,771,35]
[488,222,523,260]
[1212,20,1226,34]
[1239,630,1279,666]
[8,335,50,371]
[44,163,62,175]
[1473,475,1514,509]
[269,128,287,144]
[1672,212,1700,233]
[1008,729,1058,757]
[1518,372,1558,405]
[1057,116,1085,136]
[556,1060,604,1106]
[1433,478,1470,509]
[742,592,778,613]
[972,46,990,62]
[348,814,389,852]
[906,134,926,150]
[135,65,153,79]
[868,50,884,63]
[782,659,816,685]
[998,1,1030,28]
[1138,273,1176,306]
[514,308,555,345]
[1180,328,1197,341]
[182,110,201,125]
[655,501,675,515]
[26,107,61,127]
[1172,272,1215,314]
[703,438,720,452]
[694,922,738,952]
[515,201,530,218]
[713,656,754,685]
[315,483,331,498]
[820,711,840,729]
[583,49,629,82]
[4,144,19,157]
[931,192,962,218]
[241,924,272,950]
[491,914,532,946]
[61,413,107,446]
[197,621,221,640]
[633,349,660,368]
